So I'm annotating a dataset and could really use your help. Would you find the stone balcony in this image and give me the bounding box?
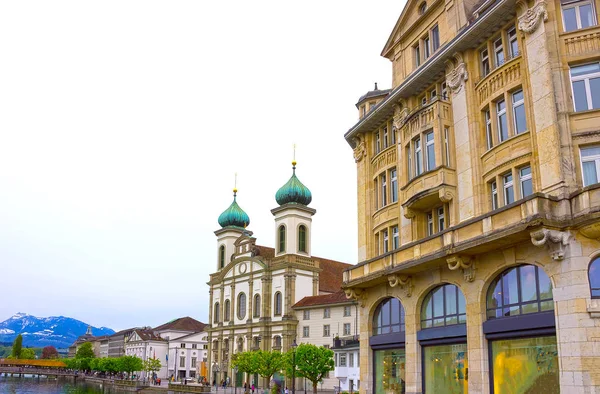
[399,98,452,142]
[561,25,600,62]
[343,185,600,288]
[401,165,457,218]
[475,55,523,107]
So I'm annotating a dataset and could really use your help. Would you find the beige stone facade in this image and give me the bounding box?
[343,0,600,392]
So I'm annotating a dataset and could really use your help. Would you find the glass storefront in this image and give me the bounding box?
[423,343,468,394]
[374,349,406,394]
[491,336,559,394]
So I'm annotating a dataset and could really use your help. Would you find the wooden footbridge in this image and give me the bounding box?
[0,359,78,378]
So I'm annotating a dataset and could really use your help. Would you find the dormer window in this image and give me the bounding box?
[418,2,427,14]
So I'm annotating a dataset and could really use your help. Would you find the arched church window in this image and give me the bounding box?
[274,292,283,316]
[253,294,261,317]
[238,293,247,319]
[421,284,466,328]
[214,303,220,324]
[219,245,225,269]
[278,225,286,253]
[486,264,553,319]
[373,297,405,335]
[590,257,600,298]
[299,225,307,253]
[224,300,231,321]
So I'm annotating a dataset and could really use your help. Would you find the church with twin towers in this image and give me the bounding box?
[206,160,356,389]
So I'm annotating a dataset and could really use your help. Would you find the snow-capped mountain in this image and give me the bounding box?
[0,312,115,349]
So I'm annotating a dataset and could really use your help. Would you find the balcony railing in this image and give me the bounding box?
[332,335,359,349]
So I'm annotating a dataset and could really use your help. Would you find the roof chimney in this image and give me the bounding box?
[374,82,378,91]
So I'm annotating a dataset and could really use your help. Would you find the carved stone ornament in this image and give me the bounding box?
[404,207,416,219]
[388,274,414,297]
[344,288,367,307]
[439,187,454,203]
[353,137,366,163]
[517,0,548,34]
[393,104,409,130]
[530,228,571,261]
[447,255,475,282]
[445,53,468,94]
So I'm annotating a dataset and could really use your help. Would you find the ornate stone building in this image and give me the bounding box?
[343,0,600,392]
[207,162,351,388]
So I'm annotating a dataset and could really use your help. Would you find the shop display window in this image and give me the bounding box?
[423,343,468,393]
[374,349,406,394]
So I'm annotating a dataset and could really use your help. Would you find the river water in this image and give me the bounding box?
[0,376,130,394]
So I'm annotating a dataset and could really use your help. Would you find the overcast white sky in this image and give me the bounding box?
[0,1,404,331]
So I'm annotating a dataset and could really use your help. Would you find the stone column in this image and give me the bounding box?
[247,276,254,323]
[464,279,488,394]
[284,269,297,319]
[230,283,236,325]
[261,275,272,320]
[446,52,475,222]
[353,135,369,262]
[219,285,225,327]
[208,288,214,327]
[403,305,420,394]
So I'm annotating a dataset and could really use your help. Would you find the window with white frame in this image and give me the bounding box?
[324,308,331,318]
[507,27,519,58]
[381,173,387,206]
[392,226,400,249]
[339,353,347,367]
[414,138,423,176]
[494,37,504,67]
[407,147,412,179]
[491,181,498,209]
[383,229,389,253]
[444,127,450,166]
[180,356,185,368]
[344,306,351,317]
[438,206,445,231]
[562,0,597,32]
[391,127,397,144]
[425,131,435,171]
[427,212,434,236]
[485,109,493,149]
[430,88,437,101]
[441,82,448,99]
[519,166,533,197]
[375,132,381,154]
[391,168,398,202]
[191,357,197,368]
[431,25,440,52]
[481,48,490,77]
[414,45,421,67]
[512,90,527,134]
[581,145,600,186]
[503,172,515,204]
[303,310,310,320]
[344,323,351,336]
[383,127,389,148]
[323,324,330,337]
[349,353,354,367]
[497,99,508,142]
[571,62,600,112]
[303,326,309,337]
[424,36,431,59]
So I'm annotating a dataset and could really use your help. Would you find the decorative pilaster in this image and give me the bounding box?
[247,276,254,323]
[219,285,225,327]
[229,283,236,325]
[261,274,272,321]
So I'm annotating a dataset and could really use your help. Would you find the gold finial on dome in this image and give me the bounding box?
[292,143,297,168]
[233,173,238,195]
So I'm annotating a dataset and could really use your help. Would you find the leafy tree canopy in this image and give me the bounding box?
[284,344,334,394]
[20,348,35,360]
[119,355,143,374]
[11,335,22,359]
[75,342,95,359]
[143,358,162,374]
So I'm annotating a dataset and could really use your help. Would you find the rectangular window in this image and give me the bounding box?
[497,99,508,142]
[491,181,498,209]
[570,62,600,112]
[581,145,600,186]
[323,325,330,337]
[427,212,434,236]
[414,139,423,176]
[383,229,389,253]
[507,27,519,57]
[407,147,412,179]
[303,326,309,337]
[324,308,331,318]
[421,96,427,106]
[383,127,388,148]
[519,166,533,197]
[375,132,381,154]
[391,127,396,144]
[343,306,351,317]
[374,179,378,210]
[504,172,515,205]
[381,174,387,206]
[180,356,185,368]
[392,226,400,249]
[424,344,468,393]
[349,353,354,368]
[191,357,197,368]
[431,25,440,51]
[344,323,351,336]
[425,131,435,171]
[192,344,197,349]
[181,344,186,348]
[391,168,398,203]
[562,0,597,32]
[374,350,406,394]
[512,90,527,134]
[438,207,445,231]
[429,88,437,101]
[424,36,431,59]
[441,82,448,99]
[339,353,347,367]
[485,109,493,149]
[494,37,505,67]
[414,45,421,67]
[303,310,310,320]
[444,127,450,166]
[481,48,490,77]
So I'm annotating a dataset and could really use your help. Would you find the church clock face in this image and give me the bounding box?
[239,262,248,275]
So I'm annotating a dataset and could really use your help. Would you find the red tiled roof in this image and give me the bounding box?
[313,257,352,293]
[153,317,206,332]
[132,329,165,342]
[292,290,354,308]
[256,245,275,259]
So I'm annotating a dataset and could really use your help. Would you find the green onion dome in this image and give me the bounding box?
[218,189,250,228]
[275,161,312,206]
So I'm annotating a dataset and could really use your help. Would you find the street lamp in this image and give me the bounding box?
[291,340,298,394]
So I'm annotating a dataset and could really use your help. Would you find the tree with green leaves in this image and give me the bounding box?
[255,350,283,388]
[118,355,143,376]
[143,357,162,378]
[11,334,22,359]
[20,348,35,359]
[231,351,258,376]
[284,344,334,394]
[75,342,95,359]
[64,358,80,370]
